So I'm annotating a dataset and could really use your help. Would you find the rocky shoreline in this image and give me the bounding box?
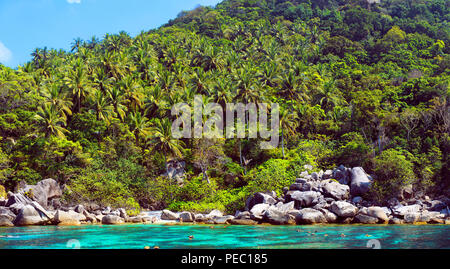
[1,166,449,228]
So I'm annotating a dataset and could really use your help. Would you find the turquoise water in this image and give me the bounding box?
[1,224,449,249]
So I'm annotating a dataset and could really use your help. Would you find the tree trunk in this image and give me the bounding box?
[282,128,285,159]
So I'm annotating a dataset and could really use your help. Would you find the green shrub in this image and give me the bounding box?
[369,148,416,201]
[246,159,295,197]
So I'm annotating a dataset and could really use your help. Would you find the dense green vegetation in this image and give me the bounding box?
[0,0,448,213]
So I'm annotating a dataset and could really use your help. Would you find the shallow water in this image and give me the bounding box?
[1,224,449,249]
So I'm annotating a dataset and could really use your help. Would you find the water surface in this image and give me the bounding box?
[1,224,449,249]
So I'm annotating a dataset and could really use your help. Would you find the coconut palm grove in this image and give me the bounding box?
[0,0,449,216]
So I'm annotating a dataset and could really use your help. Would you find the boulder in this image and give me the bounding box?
[367,206,389,223]
[389,217,404,224]
[127,216,143,223]
[101,206,111,215]
[399,184,413,200]
[426,200,447,212]
[0,207,16,221]
[354,214,379,224]
[74,204,85,214]
[179,212,194,222]
[205,209,223,219]
[229,219,258,225]
[289,183,303,191]
[13,204,51,226]
[0,215,14,227]
[286,191,322,208]
[322,170,333,180]
[391,204,421,216]
[275,201,295,213]
[333,166,351,185]
[213,215,234,224]
[295,208,326,224]
[118,208,128,219]
[245,192,276,211]
[5,193,32,208]
[54,210,84,226]
[320,209,337,223]
[17,179,62,209]
[235,211,251,220]
[352,196,363,204]
[330,201,358,218]
[250,203,270,220]
[350,167,372,196]
[320,180,350,200]
[311,172,320,181]
[264,206,295,225]
[161,209,179,220]
[404,213,420,224]
[102,215,124,225]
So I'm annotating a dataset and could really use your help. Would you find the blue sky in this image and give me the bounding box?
[0,0,222,68]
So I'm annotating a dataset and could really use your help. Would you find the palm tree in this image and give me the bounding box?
[107,87,127,122]
[148,118,185,174]
[90,89,114,124]
[64,60,92,113]
[129,111,151,147]
[279,105,299,158]
[35,104,69,138]
[41,83,73,121]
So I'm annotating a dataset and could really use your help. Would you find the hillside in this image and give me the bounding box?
[0,0,449,213]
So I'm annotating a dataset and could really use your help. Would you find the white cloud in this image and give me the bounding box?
[67,0,81,4]
[0,41,12,64]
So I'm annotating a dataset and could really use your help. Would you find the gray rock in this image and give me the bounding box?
[275,201,295,213]
[304,165,313,170]
[311,172,320,181]
[235,211,251,219]
[54,210,84,225]
[229,219,258,225]
[245,192,276,211]
[14,204,51,226]
[320,180,350,200]
[389,217,404,224]
[352,196,363,204]
[0,215,14,227]
[102,215,124,225]
[320,209,338,223]
[5,193,32,208]
[179,212,194,222]
[250,203,270,220]
[330,201,358,218]
[264,206,294,225]
[295,208,326,224]
[295,178,307,184]
[118,208,128,219]
[101,206,111,215]
[213,215,234,224]
[161,209,179,220]
[367,206,389,223]
[17,179,62,209]
[392,204,421,216]
[289,183,303,191]
[399,184,413,200]
[404,213,420,224]
[322,170,333,179]
[286,191,322,208]
[0,207,16,221]
[354,214,379,224]
[74,204,85,214]
[350,167,372,196]
[206,209,223,219]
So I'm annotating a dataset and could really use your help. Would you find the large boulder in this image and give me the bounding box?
[366,207,389,223]
[320,209,338,223]
[0,207,16,222]
[330,201,358,218]
[295,208,326,224]
[54,210,85,225]
[250,203,270,220]
[263,206,295,225]
[275,201,295,213]
[0,215,14,227]
[161,209,179,220]
[245,192,276,211]
[18,179,62,209]
[333,166,351,185]
[5,192,32,208]
[205,209,223,219]
[391,204,421,217]
[350,167,372,196]
[179,212,194,222]
[213,215,234,224]
[320,180,350,200]
[102,215,124,225]
[354,213,379,224]
[286,191,322,208]
[13,204,51,226]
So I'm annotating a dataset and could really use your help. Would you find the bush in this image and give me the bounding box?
[370,148,416,201]
[246,159,295,197]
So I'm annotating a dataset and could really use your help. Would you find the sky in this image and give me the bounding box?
[0,0,222,68]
